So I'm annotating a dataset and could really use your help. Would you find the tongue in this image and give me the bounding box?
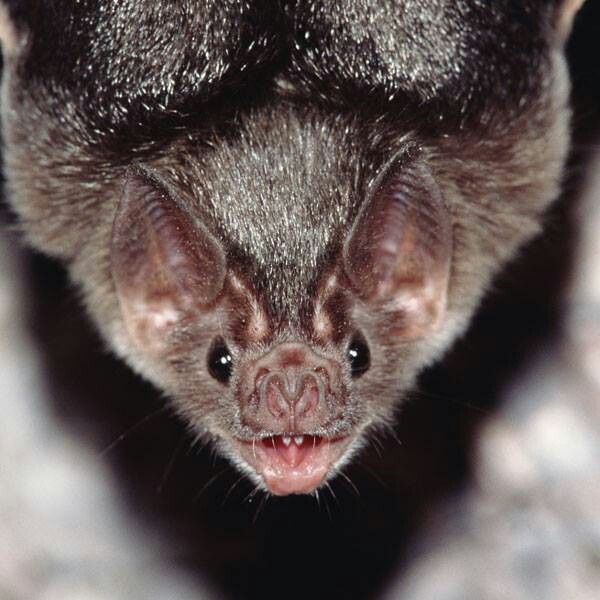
[260,435,329,495]
[266,435,311,467]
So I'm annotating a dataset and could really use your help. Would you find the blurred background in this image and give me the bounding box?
[0,3,599,599]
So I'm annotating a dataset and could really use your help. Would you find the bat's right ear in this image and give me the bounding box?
[111,167,226,354]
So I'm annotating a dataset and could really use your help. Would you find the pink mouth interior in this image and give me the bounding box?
[262,434,322,466]
[237,434,348,496]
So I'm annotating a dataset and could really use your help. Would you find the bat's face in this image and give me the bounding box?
[0,0,584,495]
[110,145,453,495]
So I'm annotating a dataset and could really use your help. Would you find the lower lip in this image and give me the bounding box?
[234,434,352,496]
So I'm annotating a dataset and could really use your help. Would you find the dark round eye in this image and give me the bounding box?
[207,338,233,384]
[347,333,370,378]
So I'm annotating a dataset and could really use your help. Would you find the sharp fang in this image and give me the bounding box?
[282,436,292,447]
[294,435,304,446]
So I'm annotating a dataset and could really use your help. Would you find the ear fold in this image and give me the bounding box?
[344,157,452,340]
[111,167,226,353]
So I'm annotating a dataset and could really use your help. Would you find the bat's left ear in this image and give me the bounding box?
[553,0,586,44]
[343,156,452,340]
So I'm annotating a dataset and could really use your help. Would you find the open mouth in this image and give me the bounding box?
[234,434,352,496]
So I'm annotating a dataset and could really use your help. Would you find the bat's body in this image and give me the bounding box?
[0,1,582,494]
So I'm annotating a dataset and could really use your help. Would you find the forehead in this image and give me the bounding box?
[170,111,364,321]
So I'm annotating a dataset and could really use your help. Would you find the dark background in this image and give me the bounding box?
[3,4,599,599]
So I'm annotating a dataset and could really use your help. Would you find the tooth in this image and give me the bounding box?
[294,435,304,446]
[282,436,292,447]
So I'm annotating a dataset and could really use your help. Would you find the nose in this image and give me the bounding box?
[240,342,341,433]
[260,369,323,421]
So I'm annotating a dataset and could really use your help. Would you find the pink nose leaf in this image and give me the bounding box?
[260,370,323,423]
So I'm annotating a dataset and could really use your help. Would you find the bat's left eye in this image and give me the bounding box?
[208,338,233,384]
[347,333,370,378]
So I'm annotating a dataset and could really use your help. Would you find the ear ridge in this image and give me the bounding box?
[344,157,452,339]
[111,166,226,352]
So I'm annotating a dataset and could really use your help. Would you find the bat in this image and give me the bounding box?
[0,0,584,495]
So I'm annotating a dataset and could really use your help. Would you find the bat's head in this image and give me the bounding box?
[0,0,585,496]
[110,128,452,495]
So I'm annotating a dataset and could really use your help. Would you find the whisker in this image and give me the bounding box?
[313,488,321,509]
[324,481,339,507]
[156,433,188,494]
[98,405,169,457]
[407,386,493,417]
[322,489,333,521]
[368,434,384,458]
[223,475,245,505]
[355,462,388,490]
[384,427,403,447]
[252,492,270,524]
[338,470,360,497]
[194,467,230,502]
[243,484,262,503]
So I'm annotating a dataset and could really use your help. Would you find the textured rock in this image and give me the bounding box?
[384,149,600,600]
[0,230,219,600]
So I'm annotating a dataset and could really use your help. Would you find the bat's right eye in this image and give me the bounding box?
[207,338,233,384]
[347,333,370,378]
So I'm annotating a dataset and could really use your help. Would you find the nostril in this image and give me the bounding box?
[313,366,332,391]
[261,373,289,419]
[314,366,328,378]
[297,382,319,417]
[295,372,323,416]
[255,367,269,388]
